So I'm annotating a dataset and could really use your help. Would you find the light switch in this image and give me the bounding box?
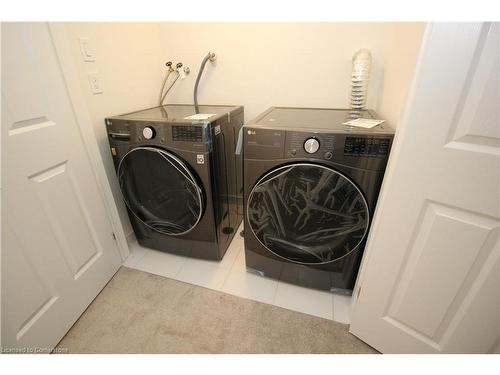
[79,37,95,62]
[88,72,103,94]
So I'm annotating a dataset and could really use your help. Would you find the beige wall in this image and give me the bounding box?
[63,22,424,237]
[64,22,165,235]
[158,23,424,125]
[376,24,425,127]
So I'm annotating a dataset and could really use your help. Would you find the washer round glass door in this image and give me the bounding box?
[118,147,204,236]
[247,163,369,264]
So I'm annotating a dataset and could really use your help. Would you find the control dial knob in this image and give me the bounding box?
[142,126,155,140]
[304,137,320,154]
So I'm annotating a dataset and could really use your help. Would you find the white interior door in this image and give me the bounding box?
[350,23,500,353]
[1,23,122,351]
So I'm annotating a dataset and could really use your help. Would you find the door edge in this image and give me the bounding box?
[47,22,129,261]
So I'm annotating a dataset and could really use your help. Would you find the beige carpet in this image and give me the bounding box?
[56,267,377,354]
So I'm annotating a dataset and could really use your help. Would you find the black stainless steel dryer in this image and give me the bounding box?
[243,107,394,293]
[106,104,244,260]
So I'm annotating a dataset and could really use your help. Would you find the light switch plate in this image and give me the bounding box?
[79,37,95,62]
[87,72,103,94]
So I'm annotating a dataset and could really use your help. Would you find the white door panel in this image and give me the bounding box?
[350,23,500,353]
[1,23,122,350]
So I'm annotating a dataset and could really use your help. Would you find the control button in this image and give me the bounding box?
[290,149,297,156]
[304,138,320,154]
[324,151,333,160]
[142,126,155,140]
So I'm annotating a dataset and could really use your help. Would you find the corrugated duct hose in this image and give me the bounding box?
[194,52,216,113]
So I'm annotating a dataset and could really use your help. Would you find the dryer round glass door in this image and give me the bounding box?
[247,163,369,264]
[118,147,204,236]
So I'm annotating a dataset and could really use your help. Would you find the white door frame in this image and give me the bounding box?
[349,24,430,315]
[48,23,129,260]
[1,21,3,346]
[349,22,500,353]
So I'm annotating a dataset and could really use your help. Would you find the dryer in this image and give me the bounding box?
[106,104,244,260]
[243,107,394,293]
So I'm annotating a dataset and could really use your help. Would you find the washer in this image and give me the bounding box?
[106,104,244,260]
[243,107,394,293]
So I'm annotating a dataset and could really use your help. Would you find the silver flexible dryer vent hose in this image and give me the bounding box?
[350,49,372,113]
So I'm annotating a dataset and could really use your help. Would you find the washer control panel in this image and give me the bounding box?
[172,125,203,142]
[107,120,211,153]
[304,138,320,154]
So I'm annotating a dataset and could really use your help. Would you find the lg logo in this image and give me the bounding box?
[247,130,256,135]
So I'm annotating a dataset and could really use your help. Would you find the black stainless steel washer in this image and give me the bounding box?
[106,104,244,260]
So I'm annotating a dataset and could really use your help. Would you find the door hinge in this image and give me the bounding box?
[356,286,362,300]
[112,232,117,241]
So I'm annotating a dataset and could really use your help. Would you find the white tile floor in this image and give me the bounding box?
[124,223,353,324]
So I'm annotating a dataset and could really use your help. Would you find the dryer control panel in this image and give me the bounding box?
[243,126,393,171]
[288,132,335,158]
[344,136,391,157]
